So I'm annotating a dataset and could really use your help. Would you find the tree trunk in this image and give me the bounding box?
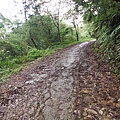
[75,30,79,41]
[57,25,61,43]
[30,31,38,49]
[22,0,27,22]
[73,21,79,41]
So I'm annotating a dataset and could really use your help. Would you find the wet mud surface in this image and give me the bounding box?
[0,41,120,120]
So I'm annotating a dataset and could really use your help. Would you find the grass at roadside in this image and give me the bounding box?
[0,38,92,82]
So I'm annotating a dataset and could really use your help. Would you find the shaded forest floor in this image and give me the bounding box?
[0,41,120,120]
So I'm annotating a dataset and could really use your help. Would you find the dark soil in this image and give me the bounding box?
[73,42,120,120]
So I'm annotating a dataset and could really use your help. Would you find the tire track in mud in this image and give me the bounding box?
[0,41,94,120]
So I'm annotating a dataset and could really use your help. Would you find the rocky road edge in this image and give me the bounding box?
[73,42,120,120]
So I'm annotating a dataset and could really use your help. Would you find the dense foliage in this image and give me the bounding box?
[0,12,91,81]
[73,0,120,73]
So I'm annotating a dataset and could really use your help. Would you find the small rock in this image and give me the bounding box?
[100,100,107,105]
[15,99,19,105]
[83,111,88,116]
[87,109,98,115]
[84,115,94,120]
[84,108,88,111]
[8,85,12,88]
[25,80,34,84]
[39,74,47,78]
[103,114,112,120]
[81,89,90,94]
[73,110,77,114]
[29,107,34,115]
[107,99,114,104]
[118,98,120,102]
[99,110,103,115]
[101,108,105,111]
[44,92,50,100]
[61,67,64,70]
[77,110,81,114]
[14,86,17,89]
[116,102,120,108]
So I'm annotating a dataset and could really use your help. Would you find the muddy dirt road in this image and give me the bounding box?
[0,41,120,120]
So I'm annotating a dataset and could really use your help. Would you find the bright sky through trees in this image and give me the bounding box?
[0,0,23,21]
[0,0,83,25]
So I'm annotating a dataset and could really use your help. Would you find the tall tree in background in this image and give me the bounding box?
[22,0,27,21]
[13,0,82,49]
[22,0,38,49]
[22,0,59,48]
[61,0,81,41]
[45,0,62,43]
[22,0,42,49]
[72,18,79,41]
[22,0,78,43]
[43,0,79,42]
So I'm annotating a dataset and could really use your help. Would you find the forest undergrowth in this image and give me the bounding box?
[0,38,91,82]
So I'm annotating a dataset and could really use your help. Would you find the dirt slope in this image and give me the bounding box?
[0,41,120,120]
